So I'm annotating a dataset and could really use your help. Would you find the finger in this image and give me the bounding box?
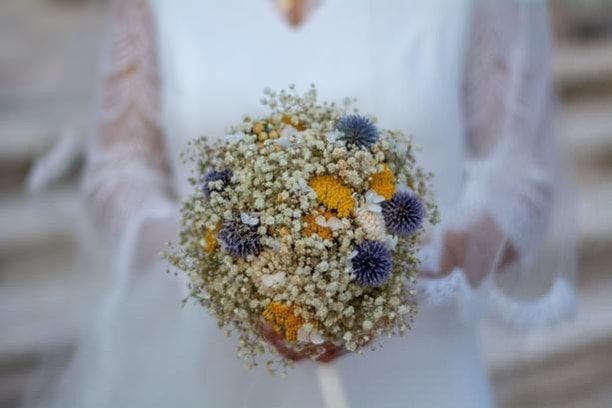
[314,343,348,363]
[443,229,469,274]
[271,335,305,361]
[315,348,346,363]
[261,321,305,361]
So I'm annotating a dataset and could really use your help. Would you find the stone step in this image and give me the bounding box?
[577,177,612,252]
[559,96,612,166]
[483,274,612,408]
[552,0,612,41]
[0,188,92,362]
[0,187,82,260]
[0,188,101,406]
[555,40,612,100]
[0,0,104,188]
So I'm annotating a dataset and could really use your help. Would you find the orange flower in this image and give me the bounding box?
[203,224,220,253]
[262,303,305,342]
[202,230,215,253]
[369,164,396,200]
[308,175,355,218]
[303,209,335,240]
[282,114,305,131]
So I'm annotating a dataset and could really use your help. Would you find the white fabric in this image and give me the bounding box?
[36,0,575,407]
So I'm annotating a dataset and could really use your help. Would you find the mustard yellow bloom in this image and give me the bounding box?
[369,165,396,200]
[203,228,217,253]
[282,114,306,131]
[262,303,305,342]
[308,175,355,218]
[303,209,335,240]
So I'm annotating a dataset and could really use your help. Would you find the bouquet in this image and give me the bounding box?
[166,86,437,372]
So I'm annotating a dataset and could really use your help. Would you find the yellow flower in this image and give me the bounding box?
[303,209,335,240]
[369,164,396,200]
[203,228,218,253]
[308,175,355,218]
[262,303,305,342]
[282,114,306,131]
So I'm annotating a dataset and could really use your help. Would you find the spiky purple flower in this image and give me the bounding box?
[336,115,379,148]
[350,240,393,287]
[381,191,424,236]
[202,169,233,198]
[218,220,261,258]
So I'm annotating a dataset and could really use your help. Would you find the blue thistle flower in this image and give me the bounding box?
[335,115,379,148]
[381,191,425,236]
[350,240,393,287]
[202,169,233,198]
[218,220,261,258]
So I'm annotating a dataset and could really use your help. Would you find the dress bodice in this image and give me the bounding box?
[152,0,471,210]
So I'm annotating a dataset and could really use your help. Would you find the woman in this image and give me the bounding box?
[41,0,576,406]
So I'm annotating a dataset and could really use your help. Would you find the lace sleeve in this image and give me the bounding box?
[418,0,576,326]
[82,0,174,241]
[462,0,555,258]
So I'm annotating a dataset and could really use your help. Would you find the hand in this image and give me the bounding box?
[261,321,347,363]
[419,213,517,287]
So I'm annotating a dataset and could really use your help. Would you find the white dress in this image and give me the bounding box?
[35,0,576,407]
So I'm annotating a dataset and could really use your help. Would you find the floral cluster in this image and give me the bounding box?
[166,86,437,373]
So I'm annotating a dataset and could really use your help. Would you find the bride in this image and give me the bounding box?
[36,0,576,407]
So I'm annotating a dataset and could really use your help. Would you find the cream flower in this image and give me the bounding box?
[251,247,292,295]
[355,203,387,241]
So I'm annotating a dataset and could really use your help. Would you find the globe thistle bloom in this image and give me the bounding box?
[381,191,424,236]
[350,240,393,287]
[202,168,233,198]
[218,220,261,258]
[336,114,379,148]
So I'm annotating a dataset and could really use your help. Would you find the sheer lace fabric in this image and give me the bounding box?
[82,0,174,244]
[83,0,576,326]
[418,0,576,326]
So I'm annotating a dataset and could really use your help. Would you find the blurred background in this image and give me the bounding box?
[1,0,611,406]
